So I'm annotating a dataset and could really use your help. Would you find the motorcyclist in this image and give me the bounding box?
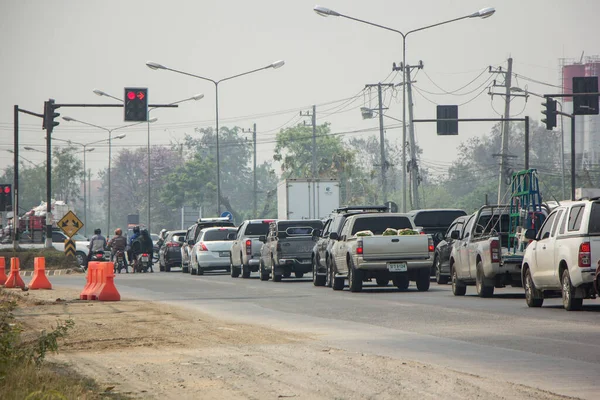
[87,228,107,261]
[128,226,140,267]
[133,229,154,273]
[108,228,128,272]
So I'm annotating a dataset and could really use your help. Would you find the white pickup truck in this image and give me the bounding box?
[450,205,524,298]
[328,213,433,292]
[522,199,600,311]
[51,230,90,266]
[229,219,274,278]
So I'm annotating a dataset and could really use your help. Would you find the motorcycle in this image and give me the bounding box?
[90,249,110,262]
[114,250,128,274]
[134,252,152,273]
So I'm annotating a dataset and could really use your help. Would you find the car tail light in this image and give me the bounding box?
[142,253,149,257]
[245,239,252,255]
[578,242,591,268]
[357,239,363,255]
[428,237,434,252]
[262,219,274,224]
[490,239,500,263]
[166,242,180,247]
[198,242,209,252]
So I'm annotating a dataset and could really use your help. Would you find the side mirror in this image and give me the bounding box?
[258,235,266,243]
[329,232,339,241]
[524,228,537,240]
[187,239,195,246]
[227,232,236,240]
[450,230,460,240]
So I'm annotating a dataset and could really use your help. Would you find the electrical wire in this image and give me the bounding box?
[421,67,489,95]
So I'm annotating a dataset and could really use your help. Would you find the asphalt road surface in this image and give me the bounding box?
[51,270,600,399]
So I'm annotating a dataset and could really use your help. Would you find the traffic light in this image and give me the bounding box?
[541,98,557,130]
[0,184,12,212]
[42,99,60,134]
[573,76,599,115]
[124,87,148,122]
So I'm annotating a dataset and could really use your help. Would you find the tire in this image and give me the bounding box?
[259,260,270,281]
[295,272,304,279]
[165,264,171,273]
[326,258,333,288]
[76,251,87,268]
[452,267,466,296]
[242,263,250,279]
[475,261,494,298]
[416,268,431,292]
[347,258,363,292]
[230,258,240,278]
[375,277,389,287]
[313,259,326,287]
[524,268,544,308]
[392,275,409,291]
[182,264,189,274]
[159,264,165,272]
[272,261,282,282]
[562,269,583,311]
[191,263,197,275]
[435,256,449,285]
[197,264,204,275]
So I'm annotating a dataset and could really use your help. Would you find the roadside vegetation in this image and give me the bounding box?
[0,248,79,270]
[0,290,128,399]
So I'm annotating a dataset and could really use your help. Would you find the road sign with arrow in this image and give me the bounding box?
[58,210,84,238]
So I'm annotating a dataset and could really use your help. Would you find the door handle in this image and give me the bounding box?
[463,243,467,247]
[542,245,546,250]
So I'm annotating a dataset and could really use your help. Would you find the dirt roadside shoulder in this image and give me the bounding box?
[6,287,576,400]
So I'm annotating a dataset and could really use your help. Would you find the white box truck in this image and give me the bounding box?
[277,178,340,220]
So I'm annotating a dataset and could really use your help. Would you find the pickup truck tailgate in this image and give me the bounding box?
[361,235,430,260]
[279,237,315,259]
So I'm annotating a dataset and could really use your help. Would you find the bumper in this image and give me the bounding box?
[197,254,231,270]
[571,267,597,287]
[274,259,313,274]
[357,259,433,271]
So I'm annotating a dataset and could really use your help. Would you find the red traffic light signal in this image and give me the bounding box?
[124,87,148,122]
[0,184,12,212]
[127,91,136,100]
[3,186,10,194]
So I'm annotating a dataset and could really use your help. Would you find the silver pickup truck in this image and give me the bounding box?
[259,219,323,282]
[329,213,433,292]
[229,219,275,278]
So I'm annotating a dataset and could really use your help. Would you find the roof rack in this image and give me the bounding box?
[333,205,389,213]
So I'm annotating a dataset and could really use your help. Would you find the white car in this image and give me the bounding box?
[51,230,90,266]
[189,227,237,275]
[521,199,600,311]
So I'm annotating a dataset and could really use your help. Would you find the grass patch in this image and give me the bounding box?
[0,248,79,271]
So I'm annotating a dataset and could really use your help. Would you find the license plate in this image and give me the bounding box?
[300,260,312,264]
[388,262,407,272]
[141,256,149,262]
[219,251,229,257]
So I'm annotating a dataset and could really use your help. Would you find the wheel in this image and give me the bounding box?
[259,260,270,281]
[347,258,363,292]
[375,277,389,287]
[435,257,449,285]
[182,264,189,274]
[272,261,282,282]
[452,266,466,296]
[392,275,409,291]
[197,264,204,275]
[242,263,250,279]
[562,269,583,311]
[416,268,431,292]
[313,260,326,287]
[159,264,165,272]
[190,261,197,275]
[75,251,87,268]
[475,261,494,298]
[165,264,171,272]
[283,271,291,279]
[295,272,304,279]
[325,258,333,288]
[230,258,240,278]
[524,268,544,308]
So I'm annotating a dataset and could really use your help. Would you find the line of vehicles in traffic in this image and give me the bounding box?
[155,199,600,311]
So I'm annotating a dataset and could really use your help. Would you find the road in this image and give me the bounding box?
[51,270,600,399]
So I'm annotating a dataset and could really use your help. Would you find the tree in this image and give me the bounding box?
[52,146,84,204]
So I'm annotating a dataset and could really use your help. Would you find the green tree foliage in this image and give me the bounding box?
[52,146,83,204]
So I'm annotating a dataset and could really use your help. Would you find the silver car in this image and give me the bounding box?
[189,227,237,275]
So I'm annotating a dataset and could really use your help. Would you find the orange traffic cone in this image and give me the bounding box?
[80,263,94,300]
[29,257,52,290]
[4,257,26,289]
[97,262,120,301]
[0,257,7,285]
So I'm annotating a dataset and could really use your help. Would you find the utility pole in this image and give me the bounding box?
[299,106,317,177]
[489,58,513,203]
[405,62,423,209]
[243,123,258,216]
[365,83,395,204]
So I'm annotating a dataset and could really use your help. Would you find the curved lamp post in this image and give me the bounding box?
[62,116,153,234]
[314,5,495,211]
[146,59,285,214]
[94,90,204,232]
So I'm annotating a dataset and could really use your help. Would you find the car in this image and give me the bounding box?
[51,230,90,267]
[432,215,470,284]
[189,227,237,275]
[158,230,186,272]
[229,219,275,278]
[181,217,235,273]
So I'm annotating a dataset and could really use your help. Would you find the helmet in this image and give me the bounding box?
[115,228,122,235]
[133,226,140,234]
[94,228,101,235]
[141,229,149,236]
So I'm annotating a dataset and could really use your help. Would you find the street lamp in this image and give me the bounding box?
[146,59,285,215]
[94,90,204,232]
[6,149,40,168]
[511,86,566,200]
[62,116,151,234]
[314,5,495,212]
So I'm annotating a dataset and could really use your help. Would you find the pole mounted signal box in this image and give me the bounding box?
[436,105,458,135]
[0,184,13,212]
[124,87,148,122]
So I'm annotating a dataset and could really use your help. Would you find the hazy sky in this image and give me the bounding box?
[1,0,599,180]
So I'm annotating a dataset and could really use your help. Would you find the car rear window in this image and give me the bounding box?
[244,222,271,236]
[587,202,600,234]
[568,205,585,231]
[171,235,185,242]
[412,210,467,228]
[278,221,323,232]
[351,216,413,235]
[203,229,237,241]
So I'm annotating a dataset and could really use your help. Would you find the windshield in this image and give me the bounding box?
[351,216,413,235]
[244,222,271,236]
[413,211,467,228]
[203,228,237,241]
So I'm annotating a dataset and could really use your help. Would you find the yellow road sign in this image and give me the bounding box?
[64,239,76,258]
[58,211,84,238]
